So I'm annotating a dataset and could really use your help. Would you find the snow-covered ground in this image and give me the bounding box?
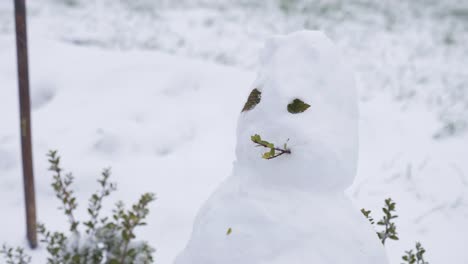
[0,0,467,263]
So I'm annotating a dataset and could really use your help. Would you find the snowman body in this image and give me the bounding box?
[175,30,389,264]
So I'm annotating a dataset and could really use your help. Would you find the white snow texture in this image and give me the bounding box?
[174,31,388,264]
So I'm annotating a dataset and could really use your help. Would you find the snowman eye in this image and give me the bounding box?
[242,88,261,112]
[287,99,310,114]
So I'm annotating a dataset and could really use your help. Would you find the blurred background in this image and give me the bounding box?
[0,0,467,263]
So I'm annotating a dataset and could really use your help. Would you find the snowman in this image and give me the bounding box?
[175,30,388,264]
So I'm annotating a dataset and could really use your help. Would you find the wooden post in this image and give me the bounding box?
[14,0,37,249]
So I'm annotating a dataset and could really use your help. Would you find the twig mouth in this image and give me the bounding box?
[251,134,291,160]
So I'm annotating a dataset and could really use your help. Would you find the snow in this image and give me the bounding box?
[8,0,467,138]
[175,31,387,264]
[0,34,253,263]
[0,1,467,263]
[176,185,387,264]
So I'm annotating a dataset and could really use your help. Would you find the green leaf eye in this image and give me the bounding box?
[287,99,310,114]
[242,88,261,112]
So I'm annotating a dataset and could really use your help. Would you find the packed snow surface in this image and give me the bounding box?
[174,31,388,264]
[0,1,467,263]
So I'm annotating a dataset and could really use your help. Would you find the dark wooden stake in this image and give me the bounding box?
[14,0,38,249]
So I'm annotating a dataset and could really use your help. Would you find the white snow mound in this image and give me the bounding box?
[174,30,388,264]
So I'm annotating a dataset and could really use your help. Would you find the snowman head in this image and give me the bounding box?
[235,31,358,192]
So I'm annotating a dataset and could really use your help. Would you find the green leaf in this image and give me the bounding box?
[251,134,261,142]
[242,88,262,112]
[269,148,275,157]
[287,99,310,114]
[226,227,232,235]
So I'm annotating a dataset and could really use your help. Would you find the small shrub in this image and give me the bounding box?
[2,150,156,264]
[362,198,429,263]
[402,242,429,264]
[361,198,399,244]
[0,245,31,264]
[377,198,399,244]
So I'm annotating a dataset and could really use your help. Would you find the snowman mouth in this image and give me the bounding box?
[250,134,291,160]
